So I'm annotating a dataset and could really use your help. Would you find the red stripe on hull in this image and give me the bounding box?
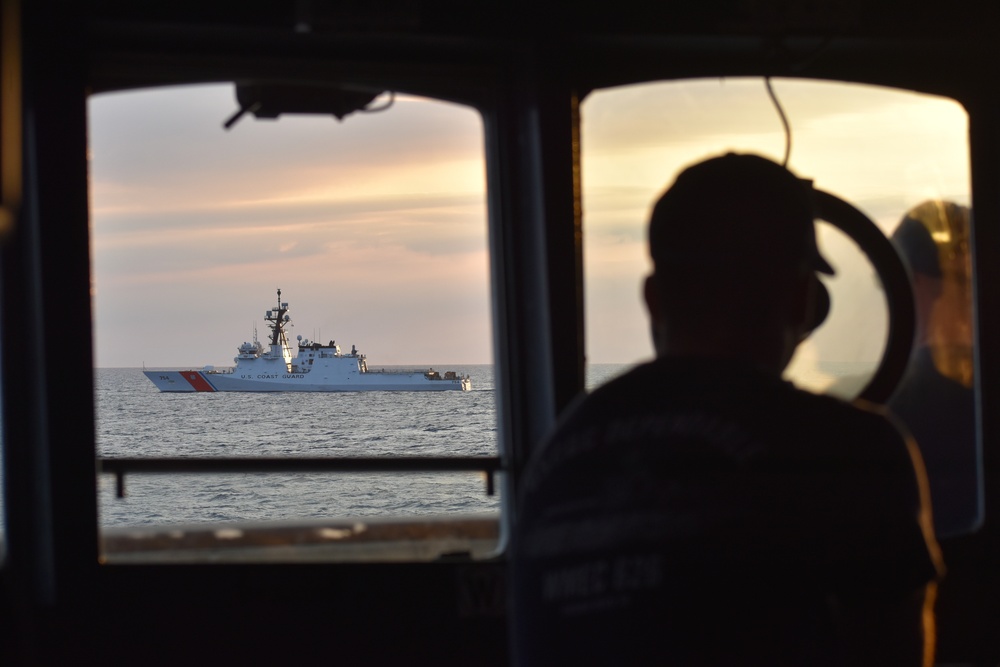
[181,372,216,392]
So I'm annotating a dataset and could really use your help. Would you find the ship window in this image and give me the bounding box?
[88,83,497,562]
[581,78,980,538]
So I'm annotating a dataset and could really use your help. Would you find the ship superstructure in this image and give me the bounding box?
[144,290,470,392]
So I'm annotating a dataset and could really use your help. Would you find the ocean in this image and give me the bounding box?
[14,360,860,530]
[97,364,510,527]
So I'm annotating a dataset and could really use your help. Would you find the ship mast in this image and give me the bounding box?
[268,288,289,346]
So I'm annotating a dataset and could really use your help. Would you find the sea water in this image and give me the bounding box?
[97,365,510,527]
[21,360,855,529]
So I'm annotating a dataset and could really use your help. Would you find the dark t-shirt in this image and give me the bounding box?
[511,357,940,666]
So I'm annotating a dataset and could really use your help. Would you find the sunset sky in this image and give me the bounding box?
[88,78,969,374]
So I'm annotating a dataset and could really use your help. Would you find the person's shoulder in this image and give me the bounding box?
[554,362,657,422]
[782,383,912,455]
[837,394,911,447]
[778,378,895,428]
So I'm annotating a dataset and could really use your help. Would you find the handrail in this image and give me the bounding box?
[98,456,503,498]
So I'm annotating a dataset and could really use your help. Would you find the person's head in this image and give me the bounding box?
[644,153,833,371]
[892,211,944,340]
[892,200,971,350]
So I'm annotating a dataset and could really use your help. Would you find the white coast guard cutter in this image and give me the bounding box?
[143,290,471,392]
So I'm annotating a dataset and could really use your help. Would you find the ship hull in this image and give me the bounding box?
[144,370,469,392]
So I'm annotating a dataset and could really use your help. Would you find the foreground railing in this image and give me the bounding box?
[98,456,503,498]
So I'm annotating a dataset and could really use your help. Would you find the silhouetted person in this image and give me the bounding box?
[888,202,979,537]
[510,153,942,666]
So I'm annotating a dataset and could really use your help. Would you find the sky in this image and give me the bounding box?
[90,87,490,367]
[88,78,970,373]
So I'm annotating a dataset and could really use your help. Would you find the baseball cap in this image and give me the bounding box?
[648,153,834,276]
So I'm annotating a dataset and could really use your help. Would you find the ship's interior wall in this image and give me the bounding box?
[2,1,1000,664]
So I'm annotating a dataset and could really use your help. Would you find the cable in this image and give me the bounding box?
[765,76,791,167]
[362,91,396,114]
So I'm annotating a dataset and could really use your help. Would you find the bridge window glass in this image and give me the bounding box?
[581,78,978,538]
[88,84,497,562]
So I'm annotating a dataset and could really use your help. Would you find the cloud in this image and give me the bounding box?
[90,86,484,198]
[89,77,971,370]
[93,192,487,285]
[581,77,970,365]
[89,84,492,367]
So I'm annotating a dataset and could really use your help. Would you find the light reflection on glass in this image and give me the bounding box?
[887,201,979,537]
